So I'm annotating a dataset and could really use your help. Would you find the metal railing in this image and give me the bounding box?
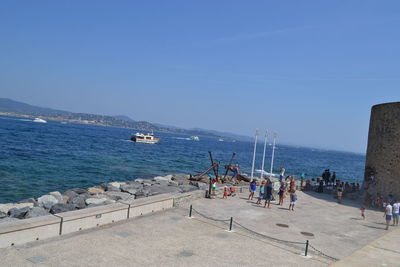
[188,205,338,262]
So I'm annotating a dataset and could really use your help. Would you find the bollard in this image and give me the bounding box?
[305,240,309,256]
[229,217,233,231]
[189,205,193,217]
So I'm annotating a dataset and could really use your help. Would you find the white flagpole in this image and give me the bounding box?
[250,129,259,178]
[260,130,268,179]
[269,132,277,176]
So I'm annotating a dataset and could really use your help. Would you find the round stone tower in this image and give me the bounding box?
[364,102,400,204]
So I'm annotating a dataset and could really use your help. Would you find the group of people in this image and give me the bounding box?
[383,199,399,230]
[248,176,297,210]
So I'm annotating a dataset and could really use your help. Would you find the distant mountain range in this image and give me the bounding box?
[0,98,252,141]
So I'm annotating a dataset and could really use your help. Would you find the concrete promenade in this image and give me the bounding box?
[0,189,396,266]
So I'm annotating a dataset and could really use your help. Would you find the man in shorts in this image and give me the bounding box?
[289,190,297,211]
[384,202,393,230]
[392,200,399,226]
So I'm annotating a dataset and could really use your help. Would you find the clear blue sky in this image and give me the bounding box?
[1,1,400,153]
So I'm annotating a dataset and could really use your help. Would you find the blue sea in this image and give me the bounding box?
[0,115,366,203]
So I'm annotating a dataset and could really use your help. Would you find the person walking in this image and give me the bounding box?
[384,202,393,230]
[288,190,297,211]
[248,179,257,200]
[392,200,399,226]
[264,182,273,208]
[256,181,266,205]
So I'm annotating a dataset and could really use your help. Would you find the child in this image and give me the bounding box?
[229,185,236,197]
[223,185,228,199]
[360,206,366,219]
[288,190,297,211]
[278,183,285,205]
[256,181,266,205]
[248,179,257,200]
[211,178,217,196]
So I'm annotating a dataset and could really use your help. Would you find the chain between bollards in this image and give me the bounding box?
[229,217,233,231]
[305,240,309,256]
[189,205,193,217]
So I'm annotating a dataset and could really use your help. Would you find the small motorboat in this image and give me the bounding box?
[131,132,160,144]
[218,138,224,142]
[190,136,200,141]
[33,118,47,123]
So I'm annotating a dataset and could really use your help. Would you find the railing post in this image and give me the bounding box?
[229,217,233,231]
[189,205,193,217]
[305,240,309,256]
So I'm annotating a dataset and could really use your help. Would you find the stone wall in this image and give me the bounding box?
[364,102,400,203]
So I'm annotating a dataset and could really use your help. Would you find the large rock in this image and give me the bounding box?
[0,211,7,219]
[37,195,59,209]
[153,175,173,182]
[105,191,132,201]
[8,206,30,219]
[85,198,108,205]
[106,184,121,192]
[69,196,86,209]
[18,198,38,207]
[179,185,198,193]
[0,203,34,213]
[120,187,137,195]
[135,188,151,198]
[109,182,126,188]
[25,207,49,218]
[49,191,64,203]
[63,190,79,200]
[70,188,87,194]
[87,187,105,194]
[190,181,208,190]
[147,184,181,196]
[50,203,76,214]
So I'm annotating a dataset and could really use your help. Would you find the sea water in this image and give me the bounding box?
[0,115,365,203]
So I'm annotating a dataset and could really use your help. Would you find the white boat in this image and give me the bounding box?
[33,118,47,123]
[190,136,200,141]
[131,132,160,144]
[218,138,224,142]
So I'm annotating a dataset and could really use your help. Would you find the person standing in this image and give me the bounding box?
[279,167,285,182]
[264,182,273,208]
[331,172,336,183]
[278,183,285,205]
[384,202,393,230]
[248,179,257,200]
[337,184,343,204]
[256,181,266,205]
[392,200,399,226]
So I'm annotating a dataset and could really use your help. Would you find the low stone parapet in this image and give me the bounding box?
[0,215,61,248]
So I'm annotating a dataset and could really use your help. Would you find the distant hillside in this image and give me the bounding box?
[0,98,69,116]
[0,98,234,138]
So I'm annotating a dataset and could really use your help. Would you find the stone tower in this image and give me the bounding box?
[364,102,400,204]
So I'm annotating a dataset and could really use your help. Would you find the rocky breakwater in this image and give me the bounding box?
[0,174,202,223]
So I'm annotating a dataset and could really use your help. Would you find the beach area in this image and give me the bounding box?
[0,188,397,267]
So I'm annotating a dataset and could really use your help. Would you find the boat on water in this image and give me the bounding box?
[131,132,160,144]
[190,136,200,141]
[218,138,224,142]
[33,118,47,123]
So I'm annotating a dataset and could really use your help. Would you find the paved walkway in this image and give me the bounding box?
[0,190,395,266]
